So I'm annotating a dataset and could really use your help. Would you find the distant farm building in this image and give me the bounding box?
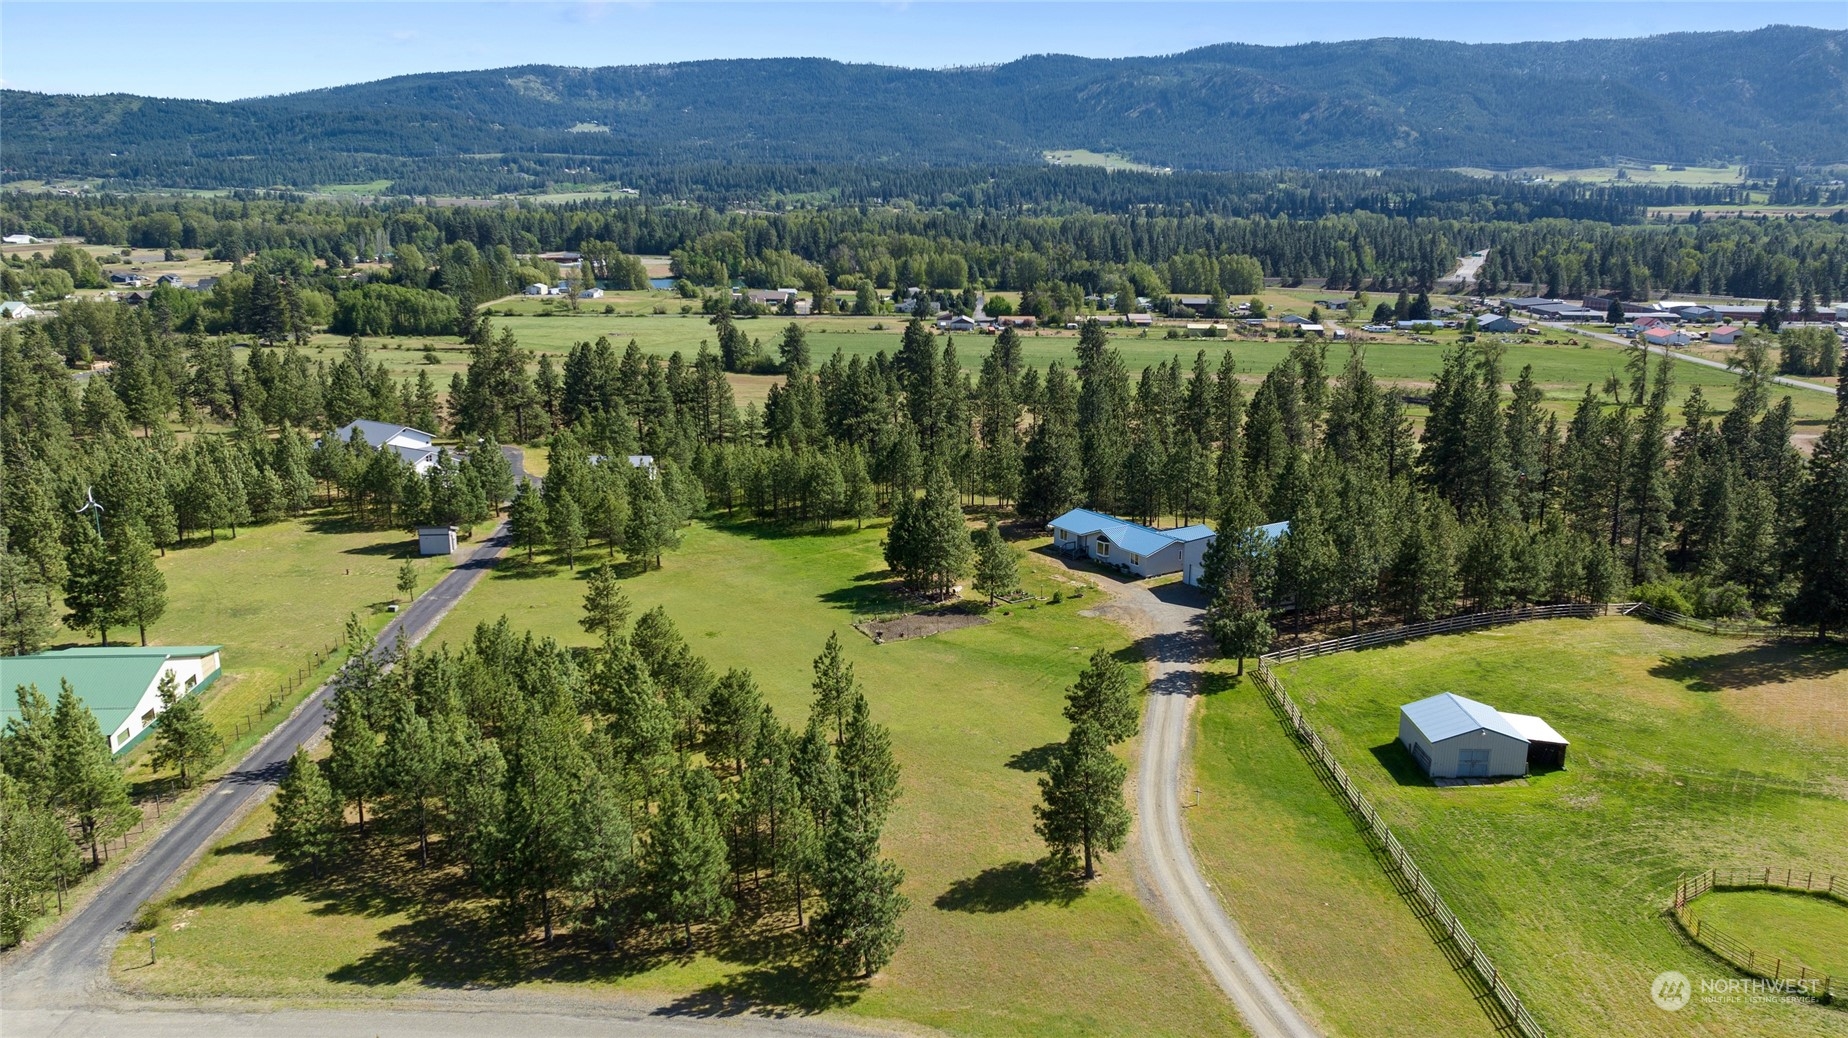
[1709,325,1745,344]
[1047,508,1217,583]
[3,233,42,245]
[0,646,223,755]
[1478,315,1526,333]
[0,301,41,320]
[1398,692,1568,779]
[331,420,440,474]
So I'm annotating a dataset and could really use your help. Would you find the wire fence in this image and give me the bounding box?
[1254,607,1577,1038]
[213,640,341,755]
[1671,868,1839,1002]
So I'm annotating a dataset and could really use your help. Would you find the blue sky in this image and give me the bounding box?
[3,1,1842,100]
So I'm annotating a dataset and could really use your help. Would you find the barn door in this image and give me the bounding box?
[1459,749,1490,778]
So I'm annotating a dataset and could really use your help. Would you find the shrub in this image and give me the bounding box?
[1050,590,1065,605]
[1632,580,1695,616]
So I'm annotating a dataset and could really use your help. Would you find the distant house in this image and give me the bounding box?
[1280,314,1313,326]
[119,290,153,307]
[587,453,656,474]
[156,273,186,287]
[938,314,979,332]
[2,233,41,245]
[1298,323,1327,336]
[194,276,219,292]
[1478,315,1526,333]
[1708,325,1745,344]
[0,646,223,755]
[578,287,605,299]
[1362,323,1394,333]
[109,272,149,288]
[1122,312,1153,327]
[0,301,40,320]
[1171,294,1215,313]
[1314,298,1349,310]
[524,283,551,296]
[744,288,798,309]
[1643,327,1691,347]
[1398,692,1567,779]
[996,315,1038,328]
[331,419,441,473]
[1047,508,1217,583]
[1396,320,1450,330]
[1630,315,1669,330]
[417,526,458,556]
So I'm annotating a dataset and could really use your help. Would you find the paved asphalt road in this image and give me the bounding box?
[1,518,515,1010]
[1085,571,1321,1038]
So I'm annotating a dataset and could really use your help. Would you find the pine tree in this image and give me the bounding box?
[51,681,140,866]
[884,466,970,597]
[551,495,587,570]
[0,547,54,657]
[382,699,447,865]
[1034,719,1130,881]
[63,523,121,646]
[579,563,632,643]
[0,771,81,942]
[509,482,549,562]
[568,761,636,950]
[837,692,899,831]
[812,818,907,978]
[271,749,342,878]
[1062,649,1141,743]
[500,706,581,942]
[971,517,1019,606]
[150,671,215,788]
[623,465,680,569]
[108,525,166,648]
[811,632,858,745]
[1786,368,1848,637]
[326,694,380,835]
[650,766,733,946]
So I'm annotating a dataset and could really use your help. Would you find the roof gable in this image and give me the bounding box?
[1401,692,1526,743]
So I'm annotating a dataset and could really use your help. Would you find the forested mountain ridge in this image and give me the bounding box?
[5,27,1844,191]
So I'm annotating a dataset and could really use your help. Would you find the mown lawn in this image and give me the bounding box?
[114,518,1248,1038]
[1187,670,1501,1037]
[1273,617,1848,1037]
[1688,890,1848,979]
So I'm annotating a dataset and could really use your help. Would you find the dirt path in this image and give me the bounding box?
[1074,569,1321,1038]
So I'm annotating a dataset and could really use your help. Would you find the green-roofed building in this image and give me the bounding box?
[1,646,223,755]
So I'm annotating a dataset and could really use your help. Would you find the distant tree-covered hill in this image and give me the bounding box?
[4,27,1844,192]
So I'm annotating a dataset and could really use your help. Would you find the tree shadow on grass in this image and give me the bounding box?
[1650,643,1848,692]
[1369,741,1436,787]
[654,962,867,1020]
[817,577,904,616]
[1005,742,1062,774]
[340,539,413,558]
[933,860,1082,913]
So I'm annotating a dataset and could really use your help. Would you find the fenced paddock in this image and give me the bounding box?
[1252,606,1594,1038]
[1671,868,1841,1002]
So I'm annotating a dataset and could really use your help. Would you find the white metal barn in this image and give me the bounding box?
[1398,693,1531,779]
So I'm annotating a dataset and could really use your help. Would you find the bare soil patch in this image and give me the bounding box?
[854,605,990,643]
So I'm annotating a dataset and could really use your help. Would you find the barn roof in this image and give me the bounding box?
[1501,712,1569,745]
[1400,692,1526,743]
[0,646,222,735]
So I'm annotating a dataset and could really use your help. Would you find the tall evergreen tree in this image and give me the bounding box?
[1787,366,1848,637]
[271,749,342,878]
[51,681,140,866]
[149,671,215,788]
[1034,719,1130,881]
[971,516,1019,606]
[1062,649,1141,744]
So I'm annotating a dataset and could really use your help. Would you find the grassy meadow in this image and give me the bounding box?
[1186,670,1502,1037]
[1686,890,1848,980]
[1271,616,1848,1037]
[112,518,1248,1038]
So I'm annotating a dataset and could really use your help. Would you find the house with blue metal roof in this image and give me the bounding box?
[1,646,222,755]
[1047,508,1219,583]
[1398,692,1566,779]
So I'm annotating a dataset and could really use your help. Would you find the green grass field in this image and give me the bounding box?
[1187,671,1502,1037]
[113,519,1247,1038]
[1272,617,1848,1037]
[110,512,459,790]
[1687,891,1848,979]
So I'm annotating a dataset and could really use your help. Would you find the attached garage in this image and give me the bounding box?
[1398,693,1532,779]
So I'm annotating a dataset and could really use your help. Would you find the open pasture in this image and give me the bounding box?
[1271,616,1848,1037]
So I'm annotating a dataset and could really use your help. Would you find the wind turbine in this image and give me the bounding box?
[76,486,105,540]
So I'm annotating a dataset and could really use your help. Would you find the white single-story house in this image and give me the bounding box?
[417,525,458,555]
[1398,692,1567,779]
[0,301,41,320]
[1047,508,1216,582]
[331,419,441,473]
[0,646,223,755]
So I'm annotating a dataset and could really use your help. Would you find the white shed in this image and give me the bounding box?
[1398,693,1531,779]
[417,525,458,556]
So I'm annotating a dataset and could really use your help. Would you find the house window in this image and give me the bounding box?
[1095,538,1110,557]
[142,709,158,725]
[1131,554,1140,565]
[116,728,130,747]
[186,675,198,690]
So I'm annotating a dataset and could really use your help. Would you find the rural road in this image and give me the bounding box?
[1541,320,1834,396]
[1443,251,1486,289]
[1093,574,1321,1038]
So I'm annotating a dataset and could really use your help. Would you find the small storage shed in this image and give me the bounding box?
[1502,712,1569,771]
[1398,693,1531,779]
[417,525,458,556]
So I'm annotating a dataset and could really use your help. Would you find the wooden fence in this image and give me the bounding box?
[1254,607,1573,1038]
[1671,868,1838,1002]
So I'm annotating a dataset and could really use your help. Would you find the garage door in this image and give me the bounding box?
[1458,748,1490,778]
